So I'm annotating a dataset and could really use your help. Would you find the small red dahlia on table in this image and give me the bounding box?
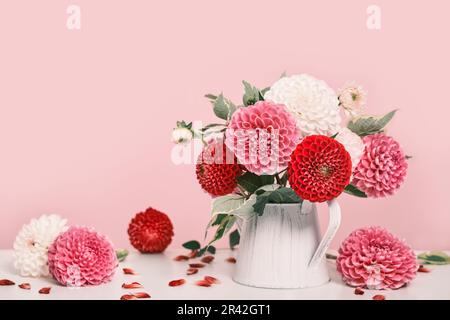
[196,140,243,196]
[288,135,352,202]
[128,207,174,253]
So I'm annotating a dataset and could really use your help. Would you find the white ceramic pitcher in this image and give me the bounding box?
[232,199,341,288]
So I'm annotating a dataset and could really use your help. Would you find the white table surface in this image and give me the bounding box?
[1,249,449,300]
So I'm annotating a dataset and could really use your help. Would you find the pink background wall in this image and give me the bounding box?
[0,0,449,250]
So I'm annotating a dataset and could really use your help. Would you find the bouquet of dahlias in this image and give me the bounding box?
[173,73,408,255]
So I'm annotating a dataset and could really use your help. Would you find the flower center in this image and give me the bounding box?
[319,165,333,177]
[351,92,358,101]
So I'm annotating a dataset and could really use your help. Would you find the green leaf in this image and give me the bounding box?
[204,93,218,101]
[279,171,288,186]
[236,172,275,193]
[211,213,227,226]
[211,194,246,217]
[344,184,368,198]
[207,245,216,254]
[116,249,129,262]
[243,81,263,106]
[200,123,225,132]
[252,188,302,215]
[196,247,207,257]
[182,240,201,250]
[417,251,450,265]
[376,109,397,129]
[347,110,397,137]
[269,187,302,203]
[253,192,271,215]
[229,229,240,250]
[212,93,237,120]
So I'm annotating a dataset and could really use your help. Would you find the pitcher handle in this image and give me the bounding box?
[308,199,341,269]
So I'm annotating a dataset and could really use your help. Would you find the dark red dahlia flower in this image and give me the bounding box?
[288,135,352,202]
[128,207,174,253]
[196,140,243,196]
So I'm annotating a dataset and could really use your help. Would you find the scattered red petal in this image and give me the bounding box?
[354,287,364,295]
[201,256,215,264]
[204,276,220,284]
[38,287,51,294]
[187,268,199,275]
[226,257,237,264]
[133,292,151,299]
[189,263,206,268]
[174,255,190,261]
[122,282,144,289]
[169,279,186,287]
[372,294,386,300]
[188,250,198,259]
[123,268,137,275]
[195,280,212,287]
[18,283,31,290]
[0,279,15,286]
[418,265,431,273]
[121,294,138,300]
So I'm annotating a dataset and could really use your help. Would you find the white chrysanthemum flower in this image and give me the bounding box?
[335,127,365,170]
[13,215,68,277]
[172,127,193,144]
[338,83,367,118]
[264,74,341,136]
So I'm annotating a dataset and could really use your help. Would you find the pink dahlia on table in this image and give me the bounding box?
[48,226,118,286]
[225,101,300,175]
[352,133,408,197]
[337,226,418,290]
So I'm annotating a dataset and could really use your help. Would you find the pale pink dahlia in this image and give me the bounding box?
[225,101,300,175]
[48,226,118,286]
[352,133,408,197]
[337,227,418,290]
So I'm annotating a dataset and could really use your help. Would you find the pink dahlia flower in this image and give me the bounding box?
[352,133,408,197]
[337,226,418,290]
[225,101,300,175]
[48,226,118,286]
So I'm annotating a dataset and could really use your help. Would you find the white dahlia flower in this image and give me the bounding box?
[13,214,68,277]
[171,127,193,144]
[335,127,365,170]
[264,74,341,136]
[338,83,367,118]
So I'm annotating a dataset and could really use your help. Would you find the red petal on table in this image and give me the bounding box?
[354,287,364,295]
[372,294,386,300]
[133,292,151,299]
[195,280,212,287]
[122,282,144,289]
[226,257,237,264]
[174,255,190,261]
[418,265,431,273]
[120,294,138,300]
[169,279,186,287]
[189,263,206,268]
[201,256,215,264]
[38,287,51,294]
[204,276,220,284]
[0,279,15,286]
[188,250,198,259]
[18,283,31,290]
[123,268,137,275]
[187,268,199,275]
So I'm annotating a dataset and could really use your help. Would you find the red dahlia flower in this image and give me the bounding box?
[288,135,352,202]
[128,207,174,253]
[196,140,243,196]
